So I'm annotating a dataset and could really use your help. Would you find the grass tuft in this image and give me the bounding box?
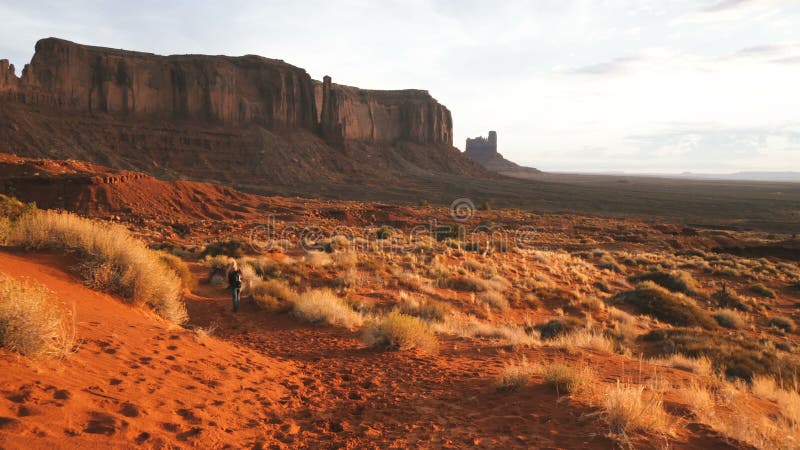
[362,310,439,355]
[615,281,716,329]
[292,289,363,329]
[9,210,187,323]
[0,274,75,358]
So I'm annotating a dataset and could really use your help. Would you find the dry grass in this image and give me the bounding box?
[536,362,595,395]
[495,357,534,391]
[602,381,671,437]
[9,210,187,323]
[362,310,439,355]
[477,291,510,312]
[679,381,716,419]
[292,289,363,329]
[712,308,747,329]
[685,376,800,449]
[615,281,716,329]
[549,328,615,354]
[159,252,196,290]
[0,274,75,358]
[629,270,699,295]
[251,279,296,312]
[769,316,796,332]
[750,283,777,299]
[398,294,451,322]
[649,353,713,376]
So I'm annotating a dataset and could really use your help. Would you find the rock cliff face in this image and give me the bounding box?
[0,38,489,198]
[316,76,453,146]
[5,38,318,130]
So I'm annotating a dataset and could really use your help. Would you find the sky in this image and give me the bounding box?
[1,0,799,173]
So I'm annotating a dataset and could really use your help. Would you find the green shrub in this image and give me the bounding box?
[629,270,699,295]
[362,311,439,355]
[614,281,715,329]
[0,274,74,358]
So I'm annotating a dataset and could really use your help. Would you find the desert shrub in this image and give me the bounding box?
[362,311,439,355]
[304,251,332,268]
[711,287,751,312]
[331,251,358,270]
[0,274,74,358]
[292,289,362,329]
[251,279,296,312]
[549,328,615,354]
[770,316,796,332]
[0,194,37,221]
[533,317,581,340]
[200,239,245,258]
[239,257,283,279]
[158,252,196,289]
[642,328,799,382]
[602,382,671,437]
[398,296,451,322]
[478,291,510,312]
[495,357,533,391]
[597,254,624,273]
[205,255,233,285]
[537,362,594,394]
[629,270,699,295]
[750,283,777,299]
[649,353,713,376]
[712,308,746,329]
[614,281,716,329]
[9,210,187,323]
[792,280,800,291]
[375,226,392,240]
[446,274,489,292]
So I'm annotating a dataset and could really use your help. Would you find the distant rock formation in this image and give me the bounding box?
[0,38,488,196]
[464,131,541,175]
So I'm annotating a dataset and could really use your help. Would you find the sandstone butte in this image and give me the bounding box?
[0,37,487,192]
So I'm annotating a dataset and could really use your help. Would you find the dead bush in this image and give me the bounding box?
[0,274,74,358]
[362,311,439,355]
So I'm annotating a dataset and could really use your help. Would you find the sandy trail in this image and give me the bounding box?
[0,252,738,449]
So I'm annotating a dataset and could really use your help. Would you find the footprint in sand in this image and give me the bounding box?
[119,402,141,418]
[83,412,117,436]
[0,416,21,431]
[176,408,202,424]
[53,389,71,400]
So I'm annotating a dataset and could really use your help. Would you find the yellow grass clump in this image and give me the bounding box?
[292,289,363,329]
[602,381,671,437]
[495,357,534,391]
[9,210,187,323]
[549,328,615,354]
[0,274,75,358]
[251,279,297,312]
[362,310,439,355]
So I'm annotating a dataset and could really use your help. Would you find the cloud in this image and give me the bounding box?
[702,0,755,13]
[566,55,642,76]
